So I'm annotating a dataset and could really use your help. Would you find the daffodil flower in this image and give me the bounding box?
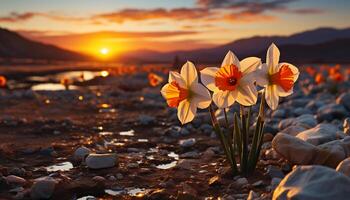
[256,43,299,110]
[200,51,261,108]
[161,61,212,124]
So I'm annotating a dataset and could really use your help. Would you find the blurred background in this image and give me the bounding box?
[0,0,350,65]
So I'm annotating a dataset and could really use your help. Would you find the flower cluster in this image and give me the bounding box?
[161,43,299,123]
[160,43,299,175]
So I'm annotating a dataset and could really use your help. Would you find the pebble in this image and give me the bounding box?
[138,115,155,125]
[270,177,282,190]
[179,151,200,159]
[179,138,196,148]
[252,180,264,187]
[30,177,57,200]
[266,165,285,179]
[336,157,350,177]
[336,93,350,111]
[234,177,248,188]
[5,175,26,186]
[92,176,106,182]
[273,165,350,200]
[272,133,320,165]
[73,146,91,161]
[86,153,117,169]
[296,123,343,145]
[247,190,258,200]
[280,125,307,136]
[344,118,350,135]
[317,104,348,122]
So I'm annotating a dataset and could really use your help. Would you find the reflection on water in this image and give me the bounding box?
[31,83,78,91]
[156,161,177,170]
[77,196,96,200]
[105,187,150,197]
[119,130,135,136]
[45,161,73,172]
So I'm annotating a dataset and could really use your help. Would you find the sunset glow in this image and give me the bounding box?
[0,0,348,55]
[100,48,109,55]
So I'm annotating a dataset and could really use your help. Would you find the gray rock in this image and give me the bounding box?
[293,107,313,116]
[179,151,200,159]
[272,109,287,118]
[317,137,350,168]
[273,165,350,200]
[234,177,248,187]
[317,104,348,122]
[271,177,282,190]
[336,157,350,177]
[272,133,321,165]
[5,175,26,186]
[86,153,117,169]
[138,115,155,125]
[73,146,91,161]
[280,125,307,136]
[306,100,325,112]
[296,123,343,145]
[30,177,57,199]
[344,118,350,135]
[278,114,317,130]
[180,128,190,136]
[179,138,196,148]
[266,165,285,179]
[336,93,350,111]
[287,98,311,107]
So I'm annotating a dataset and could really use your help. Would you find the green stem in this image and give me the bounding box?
[209,105,238,174]
[240,105,248,175]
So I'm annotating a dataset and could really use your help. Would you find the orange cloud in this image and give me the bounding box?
[93,8,213,23]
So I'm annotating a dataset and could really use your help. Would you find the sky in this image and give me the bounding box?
[0,0,349,58]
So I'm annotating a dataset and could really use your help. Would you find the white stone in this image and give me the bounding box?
[296,123,343,145]
[86,153,117,169]
[73,146,91,161]
[273,165,350,200]
[179,138,196,148]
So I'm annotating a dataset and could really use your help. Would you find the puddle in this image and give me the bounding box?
[137,139,148,142]
[99,108,116,113]
[99,132,114,136]
[168,152,179,160]
[119,130,135,136]
[105,187,150,197]
[31,83,78,91]
[45,162,73,172]
[156,161,177,170]
[77,196,96,200]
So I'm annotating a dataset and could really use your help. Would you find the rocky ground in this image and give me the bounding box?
[0,65,350,200]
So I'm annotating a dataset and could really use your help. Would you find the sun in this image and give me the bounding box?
[99,48,109,55]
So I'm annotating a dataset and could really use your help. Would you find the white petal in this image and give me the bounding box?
[180,61,198,87]
[177,99,197,124]
[221,51,240,69]
[169,71,186,88]
[240,57,261,75]
[277,85,293,97]
[277,62,300,82]
[191,83,212,109]
[200,67,219,92]
[256,63,269,87]
[212,90,237,108]
[265,85,279,110]
[266,43,280,74]
[236,82,258,106]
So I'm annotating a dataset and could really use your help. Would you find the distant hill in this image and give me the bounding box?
[118,27,350,64]
[0,27,89,61]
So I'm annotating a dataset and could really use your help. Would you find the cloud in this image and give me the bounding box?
[289,8,325,14]
[0,11,85,23]
[197,0,296,11]
[0,12,36,22]
[222,11,277,23]
[93,8,213,23]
